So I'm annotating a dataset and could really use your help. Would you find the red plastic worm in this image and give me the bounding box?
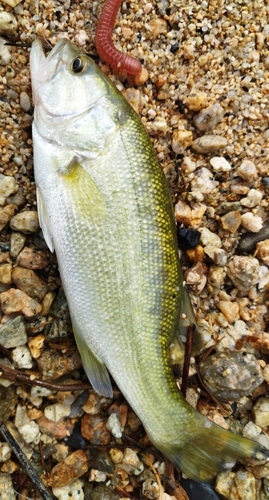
[95,0,142,74]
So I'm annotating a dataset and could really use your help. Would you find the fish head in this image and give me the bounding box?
[30,38,108,120]
[30,38,123,153]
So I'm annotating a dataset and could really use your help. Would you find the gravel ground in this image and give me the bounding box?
[0,0,268,499]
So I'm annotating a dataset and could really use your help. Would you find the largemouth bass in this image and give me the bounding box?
[30,38,268,482]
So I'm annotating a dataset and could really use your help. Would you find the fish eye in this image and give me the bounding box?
[72,57,85,74]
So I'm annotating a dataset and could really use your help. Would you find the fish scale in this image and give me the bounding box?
[31,38,269,483]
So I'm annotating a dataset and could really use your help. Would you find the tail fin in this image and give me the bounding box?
[166,421,269,482]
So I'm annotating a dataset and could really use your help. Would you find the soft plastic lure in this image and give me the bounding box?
[95,0,142,74]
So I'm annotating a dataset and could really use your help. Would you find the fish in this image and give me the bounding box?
[30,38,269,482]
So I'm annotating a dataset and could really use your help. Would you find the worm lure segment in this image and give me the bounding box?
[95,0,142,74]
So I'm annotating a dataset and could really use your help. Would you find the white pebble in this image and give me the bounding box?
[181,156,196,173]
[52,479,84,500]
[241,213,263,232]
[12,345,33,369]
[0,473,16,499]
[106,412,122,438]
[88,469,106,482]
[193,103,224,131]
[44,403,71,422]
[240,189,263,208]
[15,404,30,428]
[0,443,11,463]
[0,174,18,206]
[210,156,231,172]
[0,37,11,65]
[253,398,269,428]
[236,160,257,181]
[0,12,17,35]
[191,167,218,194]
[18,422,41,444]
[199,227,222,248]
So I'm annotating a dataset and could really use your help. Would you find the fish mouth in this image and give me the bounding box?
[30,38,71,85]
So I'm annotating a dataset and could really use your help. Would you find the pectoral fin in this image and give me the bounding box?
[36,187,54,252]
[73,325,113,398]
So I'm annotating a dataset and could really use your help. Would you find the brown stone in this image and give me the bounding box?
[81,413,111,445]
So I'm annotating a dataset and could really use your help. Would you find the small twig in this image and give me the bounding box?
[181,324,195,398]
[146,455,163,500]
[0,363,93,392]
[0,423,56,500]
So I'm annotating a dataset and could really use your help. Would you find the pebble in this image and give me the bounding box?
[12,345,33,369]
[52,478,85,500]
[19,91,31,112]
[171,129,193,153]
[120,448,142,473]
[0,11,18,35]
[82,393,101,415]
[0,264,12,284]
[89,469,106,482]
[255,239,269,264]
[207,265,226,289]
[41,291,55,316]
[37,414,74,439]
[237,221,269,253]
[148,18,167,38]
[18,421,41,444]
[90,484,120,500]
[10,232,26,258]
[185,92,208,111]
[122,88,141,114]
[190,168,218,195]
[0,443,11,463]
[9,211,39,234]
[192,135,227,154]
[16,246,48,269]
[200,351,263,402]
[142,478,160,499]
[81,413,111,445]
[36,346,81,379]
[215,470,257,500]
[240,213,263,233]
[210,156,231,172]
[0,288,42,317]
[240,188,263,208]
[44,403,71,423]
[199,227,222,248]
[175,201,206,227]
[252,398,269,428]
[12,267,47,302]
[0,315,27,348]
[0,205,17,231]
[219,211,241,233]
[230,183,250,195]
[218,300,239,323]
[227,256,260,291]
[236,160,258,182]
[0,37,11,65]
[47,450,88,488]
[193,103,224,131]
[0,473,16,500]
[28,333,45,359]
[106,412,122,438]
[0,386,17,423]
[0,175,18,206]
[185,262,207,295]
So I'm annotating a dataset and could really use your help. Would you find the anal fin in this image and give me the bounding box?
[73,324,113,398]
